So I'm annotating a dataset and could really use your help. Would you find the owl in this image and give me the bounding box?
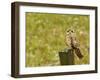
[65,29,83,59]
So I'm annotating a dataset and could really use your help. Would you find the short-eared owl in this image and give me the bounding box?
[65,29,83,59]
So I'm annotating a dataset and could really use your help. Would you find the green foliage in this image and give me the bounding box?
[26,12,90,67]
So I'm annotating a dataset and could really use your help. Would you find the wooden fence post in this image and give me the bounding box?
[59,49,74,65]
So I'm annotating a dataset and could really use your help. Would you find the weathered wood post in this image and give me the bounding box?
[59,49,74,65]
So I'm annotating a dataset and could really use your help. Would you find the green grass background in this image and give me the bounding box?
[26,12,90,67]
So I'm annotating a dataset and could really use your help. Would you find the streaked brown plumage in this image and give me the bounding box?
[65,29,83,59]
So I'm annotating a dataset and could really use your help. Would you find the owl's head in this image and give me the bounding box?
[65,29,75,37]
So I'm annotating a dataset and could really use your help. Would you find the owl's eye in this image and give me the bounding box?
[67,30,69,32]
[66,29,74,34]
[71,31,73,32]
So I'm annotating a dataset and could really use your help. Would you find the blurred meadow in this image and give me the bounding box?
[26,12,90,67]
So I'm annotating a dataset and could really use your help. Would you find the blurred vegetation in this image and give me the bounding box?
[26,12,90,67]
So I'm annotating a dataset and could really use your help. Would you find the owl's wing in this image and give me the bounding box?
[74,48,83,59]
